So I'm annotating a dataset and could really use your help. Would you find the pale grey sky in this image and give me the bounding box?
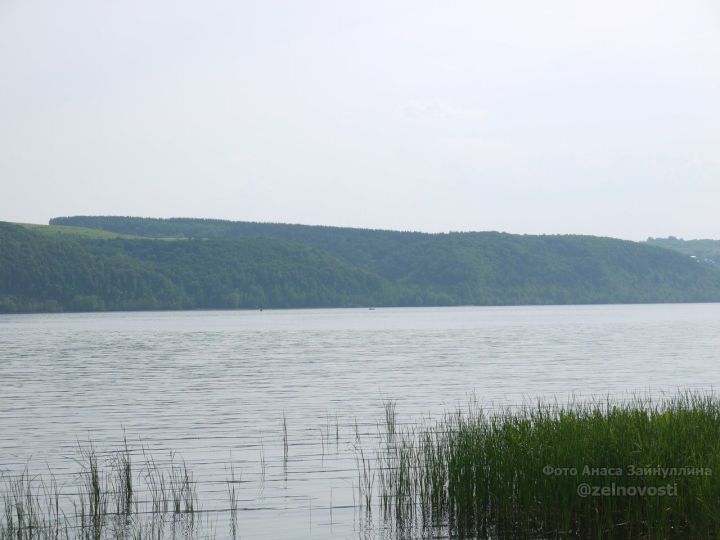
[1,0,719,240]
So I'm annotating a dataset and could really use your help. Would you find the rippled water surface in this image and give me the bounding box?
[2,304,720,538]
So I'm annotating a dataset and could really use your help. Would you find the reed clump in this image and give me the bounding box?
[369,392,720,539]
[1,443,207,540]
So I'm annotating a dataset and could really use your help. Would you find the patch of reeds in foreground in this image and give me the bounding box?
[0,441,213,540]
[367,392,720,539]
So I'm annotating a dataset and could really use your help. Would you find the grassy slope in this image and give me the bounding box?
[17,222,141,239]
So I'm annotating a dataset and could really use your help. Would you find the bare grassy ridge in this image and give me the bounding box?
[16,223,142,240]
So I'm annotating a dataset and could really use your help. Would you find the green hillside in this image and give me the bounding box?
[52,215,720,302]
[0,222,394,313]
[3,217,720,313]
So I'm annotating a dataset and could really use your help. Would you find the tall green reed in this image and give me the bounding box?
[360,391,720,539]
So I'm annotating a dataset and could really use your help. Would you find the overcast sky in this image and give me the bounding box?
[1,1,719,240]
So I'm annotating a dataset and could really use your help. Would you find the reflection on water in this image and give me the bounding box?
[2,304,720,538]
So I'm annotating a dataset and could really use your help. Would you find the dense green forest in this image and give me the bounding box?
[2,217,720,313]
[0,222,394,313]
[646,237,720,266]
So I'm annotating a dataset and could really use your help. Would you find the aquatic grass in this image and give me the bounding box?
[353,421,375,511]
[1,443,209,540]
[8,392,720,539]
[334,414,340,449]
[0,470,71,540]
[140,449,168,516]
[168,456,197,516]
[282,412,289,465]
[109,436,132,516]
[76,442,107,537]
[318,428,326,460]
[355,445,375,511]
[225,462,239,539]
[360,391,720,538]
[0,468,78,540]
[319,412,339,458]
[257,436,266,497]
[383,400,398,443]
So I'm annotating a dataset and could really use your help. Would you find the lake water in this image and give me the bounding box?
[2,304,720,538]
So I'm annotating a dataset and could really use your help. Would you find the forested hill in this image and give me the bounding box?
[2,217,720,313]
[0,222,394,313]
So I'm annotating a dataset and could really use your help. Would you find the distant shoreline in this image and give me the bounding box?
[3,300,720,317]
